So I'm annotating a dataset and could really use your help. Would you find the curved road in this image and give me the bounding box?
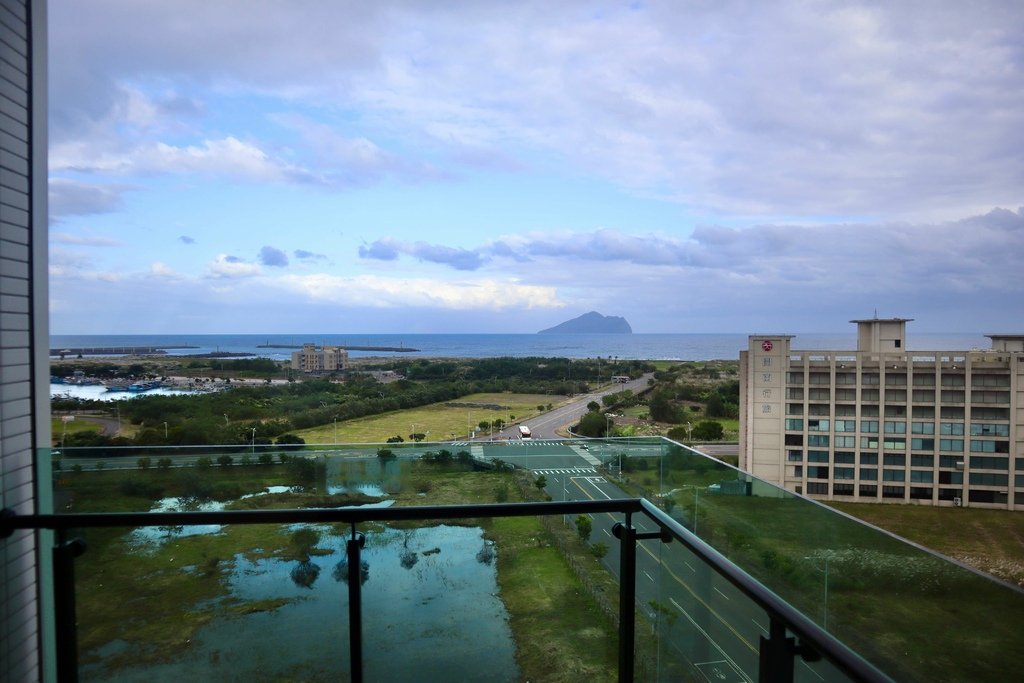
[495,373,654,440]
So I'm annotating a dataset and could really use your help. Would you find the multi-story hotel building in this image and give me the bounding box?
[740,318,1024,510]
[290,343,349,374]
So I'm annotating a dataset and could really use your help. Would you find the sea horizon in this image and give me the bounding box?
[49,332,994,362]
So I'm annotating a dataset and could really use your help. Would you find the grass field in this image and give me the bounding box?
[827,501,1024,587]
[294,392,568,443]
[52,417,103,440]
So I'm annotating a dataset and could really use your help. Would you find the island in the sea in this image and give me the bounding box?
[537,311,633,334]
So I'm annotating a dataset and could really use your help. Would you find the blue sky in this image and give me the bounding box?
[48,1,1024,334]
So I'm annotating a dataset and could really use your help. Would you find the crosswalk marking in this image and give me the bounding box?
[533,467,597,475]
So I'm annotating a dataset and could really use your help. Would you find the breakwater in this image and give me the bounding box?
[50,346,198,357]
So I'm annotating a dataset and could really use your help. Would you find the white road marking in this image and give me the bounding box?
[714,587,731,601]
[643,570,655,582]
[751,619,768,635]
[683,561,695,572]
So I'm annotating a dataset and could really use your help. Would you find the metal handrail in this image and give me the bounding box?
[2,499,889,682]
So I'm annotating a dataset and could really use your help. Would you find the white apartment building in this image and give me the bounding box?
[740,318,1024,510]
[290,343,349,374]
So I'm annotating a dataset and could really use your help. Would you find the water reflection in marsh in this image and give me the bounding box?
[86,525,517,682]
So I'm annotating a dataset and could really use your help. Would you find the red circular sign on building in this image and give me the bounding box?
[761,340,773,352]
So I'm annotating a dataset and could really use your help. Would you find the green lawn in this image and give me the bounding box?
[52,416,103,442]
[827,501,1024,587]
[294,392,568,443]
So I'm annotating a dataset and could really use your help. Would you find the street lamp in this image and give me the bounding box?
[678,485,701,535]
[163,421,168,438]
[251,427,256,458]
[686,421,693,442]
[333,417,338,444]
[605,414,613,438]
[804,555,830,630]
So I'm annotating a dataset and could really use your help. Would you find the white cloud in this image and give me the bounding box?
[50,231,123,247]
[279,273,563,311]
[49,178,129,219]
[206,254,262,279]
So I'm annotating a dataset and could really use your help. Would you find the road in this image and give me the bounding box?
[494,373,654,440]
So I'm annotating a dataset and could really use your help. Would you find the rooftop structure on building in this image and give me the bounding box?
[740,317,1024,509]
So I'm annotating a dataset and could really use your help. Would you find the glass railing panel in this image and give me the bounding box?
[70,521,351,681]
[640,438,1024,683]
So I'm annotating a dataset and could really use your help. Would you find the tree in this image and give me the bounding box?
[587,400,600,412]
[591,542,609,559]
[377,448,396,460]
[409,432,426,442]
[535,474,547,491]
[258,453,274,466]
[276,433,306,450]
[387,435,404,443]
[195,457,212,469]
[575,411,606,437]
[478,420,490,430]
[137,457,151,470]
[575,514,592,542]
[217,455,234,467]
[692,420,724,440]
[157,457,172,470]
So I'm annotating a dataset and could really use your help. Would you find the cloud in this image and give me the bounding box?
[359,238,486,270]
[358,238,400,261]
[50,231,123,247]
[206,254,262,279]
[47,2,1024,218]
[280,273,562,310]
[179,235,196,244]
[48,178,129,219]
[259,245,289,267]
[294,249,326,261]
[150,262,182,279]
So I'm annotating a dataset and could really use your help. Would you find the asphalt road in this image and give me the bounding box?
[494,373,654,440]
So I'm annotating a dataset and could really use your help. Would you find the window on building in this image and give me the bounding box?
[941,390,965,403]
[885,389,907,402]
[884,453,906,466]
[971,374,1010,387]
[807,482,828,495]
[833,483,855,496]
[909,487,932,500]
[861,373,880,385]
[912,390,935,402]
[913,374,936,386]
[911,454,934,467]
[885,374,907,385]
[969,456,1009,470]
[884,405,907,417]
[941,374,965,386]
[809,466,830,479]
[784,434,803,446]
[969,490,1008,504]
[972,407,1009,420]
[835,388,857,401]
[807,450,830,463]
[883,437,906,450]
[785,418,803,430]
[882,486,905,499]
[835,405,856,416]
[787,450,804,461]
[807,419,829,431]
[786,372,804,384]
[911,406,935,418]
[808,404,830,416]
[860,453,878,465]
[939,439,964,452]
[911,422,935,434]
[792,466,803,477]
[884,421,906,434]
[938,471,963,485]
[969,472,1008,487]
[910,470,933,483]
[834,420,856,432]
[808,435,830,447]
[861,420,879,433]
[861,405,880,417]
[861,436,879,449]
[835,373,856,385]
[834,436,856,448]
[859,467,878,481]
[808,388,831,401]
[940,422,964,435]
[859,484,878,496]
[787,403,804,415]
[809,372,830,385]
[861,389,880,401]
[971,390,1010,404]
[834,467,854,480]
[970,423,1009,437]
[835,452,855,464]
[787,388,804,400]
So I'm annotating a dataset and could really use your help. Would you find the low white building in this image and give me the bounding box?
[291,343,349,374]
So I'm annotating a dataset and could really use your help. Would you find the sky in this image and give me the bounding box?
[48,1,1024,335]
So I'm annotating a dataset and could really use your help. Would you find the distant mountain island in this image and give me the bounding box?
[538,311,633,334]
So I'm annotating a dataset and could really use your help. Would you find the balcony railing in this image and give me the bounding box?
[3,499,886,683]
[6,437,1024,681]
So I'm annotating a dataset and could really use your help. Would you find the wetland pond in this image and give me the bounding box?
[82,458,519,682]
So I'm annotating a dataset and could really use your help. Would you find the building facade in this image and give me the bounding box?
[740,318,1024,510]
[290,343,349,374]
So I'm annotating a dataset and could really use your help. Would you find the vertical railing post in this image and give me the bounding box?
[53,536,87,683]
[612,518,638,683]
[347,527,366,683]
[759,615,796,683]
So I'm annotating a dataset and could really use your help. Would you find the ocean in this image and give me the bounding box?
[49,332,992,362]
